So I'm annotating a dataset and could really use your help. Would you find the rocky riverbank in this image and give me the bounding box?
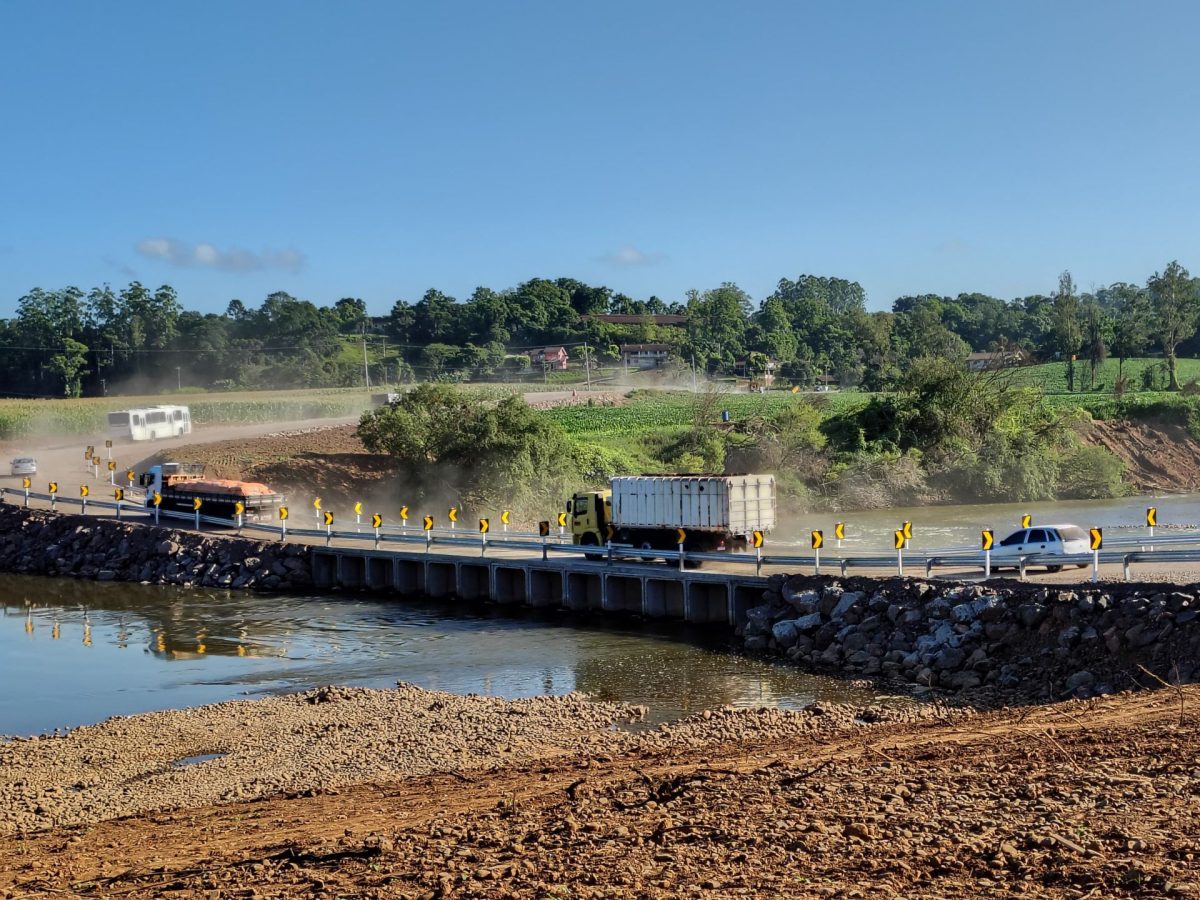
[0,503,311,590]
[743,573,1200,699]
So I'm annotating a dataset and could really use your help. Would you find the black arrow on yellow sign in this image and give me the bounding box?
[234,501,244,516]
[479,518,489,534]
[834,522,845,541]
[1146,507,1157,527]
[80,485,89,498]
[981,529,994,551]
[538,520,551,536]
[423,515,434,531]
[557,512,568,527]
[893,530,905,550]
[811,530,823,550]
[751,530,764,548]
[1021,513,1031,528]
[902,521,913,540]
[324,511,334,527]
[1090,527,1103,551]
[372,514,383,529]
[115,489,124,502]
[278,506,288,520]
[676,528,687,545]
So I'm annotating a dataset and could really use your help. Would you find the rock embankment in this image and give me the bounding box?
[742,574,1200,698]
[0,504,310,591]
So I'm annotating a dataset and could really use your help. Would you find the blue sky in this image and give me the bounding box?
[1,1,1197,316]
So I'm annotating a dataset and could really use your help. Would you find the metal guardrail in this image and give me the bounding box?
[7,486,1200,583]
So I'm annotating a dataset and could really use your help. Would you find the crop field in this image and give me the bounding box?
[1007,357,1200,394]
[0,389,374,440]
[542,390,868,436]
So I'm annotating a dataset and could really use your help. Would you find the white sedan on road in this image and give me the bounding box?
[9,456,37,477]
[989,523,1091,571]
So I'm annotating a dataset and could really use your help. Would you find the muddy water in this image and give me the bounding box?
[0,574,875,737]
[772,492,1200,551]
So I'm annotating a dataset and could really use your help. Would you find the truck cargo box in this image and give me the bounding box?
[610,475,775,534]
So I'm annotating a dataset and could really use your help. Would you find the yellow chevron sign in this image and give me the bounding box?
[902,521,913,540]
[80,485,89,498]
[811,530,823,550]
[234,501,244,516]
[354,501,362,515]
[49,482,58,494]
[448,507,458,523]
[479,518,489,534]
[324,511,334,527]
[981,529,994,551]
[279,506,289,520]
[1090,527,1103,551]
[192,497,202,511]
[400,505,409,520]
[751,530,764,548]
[501,510,511,525]
[1021,513,1031,528]
[372,514,383,529]
[676,528,687,545]
[153,492,162,507]
[1147,507,1157,527]
[894,530,905,550]
[557,512,568,527]
[423,515,434,531]
[834,522,845,540]
[114,489,124,502]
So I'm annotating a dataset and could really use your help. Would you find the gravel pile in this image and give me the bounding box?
[0,683,640,834]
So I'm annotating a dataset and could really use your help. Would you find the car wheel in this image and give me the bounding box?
[1046,565,1063,573]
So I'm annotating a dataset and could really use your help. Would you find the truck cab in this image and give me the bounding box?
[569,490,611,545]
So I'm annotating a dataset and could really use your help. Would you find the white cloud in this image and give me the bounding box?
[135,238,306,273]
[597,244,666,267]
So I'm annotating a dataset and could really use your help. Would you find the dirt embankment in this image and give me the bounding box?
[146,425,395,511]
[1,687,1197,898]
[1085,419,1200,493]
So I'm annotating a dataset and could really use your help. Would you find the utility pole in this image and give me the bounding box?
[175,366,181,391]
[584,342,592,389]
[691,354,697,392]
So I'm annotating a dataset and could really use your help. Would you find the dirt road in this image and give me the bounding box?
[2,686,1196,898]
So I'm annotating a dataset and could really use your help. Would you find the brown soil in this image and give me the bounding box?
[147,425,394,510]
[1084,419,1200,493]
[2,688,1198,898]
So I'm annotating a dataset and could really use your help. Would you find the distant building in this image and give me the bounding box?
[966,350,1027,372]
[620,343,671,368]
[586,314,689,327]
[529,346,569,370]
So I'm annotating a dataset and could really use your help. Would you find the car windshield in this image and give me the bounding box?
[13,458,33,464]
[1056,526,1087,542]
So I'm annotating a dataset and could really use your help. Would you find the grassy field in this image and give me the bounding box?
[0,389,376,440]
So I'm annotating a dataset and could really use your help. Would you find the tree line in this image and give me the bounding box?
[1,263,1197,397]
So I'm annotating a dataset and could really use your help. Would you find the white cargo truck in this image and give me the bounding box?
[568,474,776,554]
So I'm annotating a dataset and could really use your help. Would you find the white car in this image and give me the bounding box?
[10,457,37,477]
[990,523,1090,571]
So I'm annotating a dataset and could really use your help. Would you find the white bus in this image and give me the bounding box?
[107,405,193,442]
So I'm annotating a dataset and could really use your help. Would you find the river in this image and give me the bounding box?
[0,573,876,737]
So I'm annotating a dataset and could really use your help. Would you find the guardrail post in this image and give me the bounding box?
[840,559,848,578]
[194,509,201,531]
[814,547,820,576]
[542,535,548,561]
[1123,553,1131,582]
[480,533,487,557]
[114,499,120,521]
[925,558,934,578]
[1091,548,1099,583]
[755,546,762,576]
[279,521,286,542]
[1018,557,1026,581]
[607,541,614,565]
[678,546,685,572]
[896,547,903,577]
[236,513,244,536]
[984,549,991,580]
[24,489,29,509]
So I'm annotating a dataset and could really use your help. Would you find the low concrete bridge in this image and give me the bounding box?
[310,546,771,625]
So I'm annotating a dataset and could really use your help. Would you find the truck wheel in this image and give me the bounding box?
[580,534,603,562]
[638,540,658,563]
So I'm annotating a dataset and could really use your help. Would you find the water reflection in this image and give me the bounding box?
[0,574,878,736]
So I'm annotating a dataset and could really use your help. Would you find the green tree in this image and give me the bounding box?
[1052,271,1082,391]
[1147,260,1199,391]
[1081,299,1109,390]
[48,337,89,396]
